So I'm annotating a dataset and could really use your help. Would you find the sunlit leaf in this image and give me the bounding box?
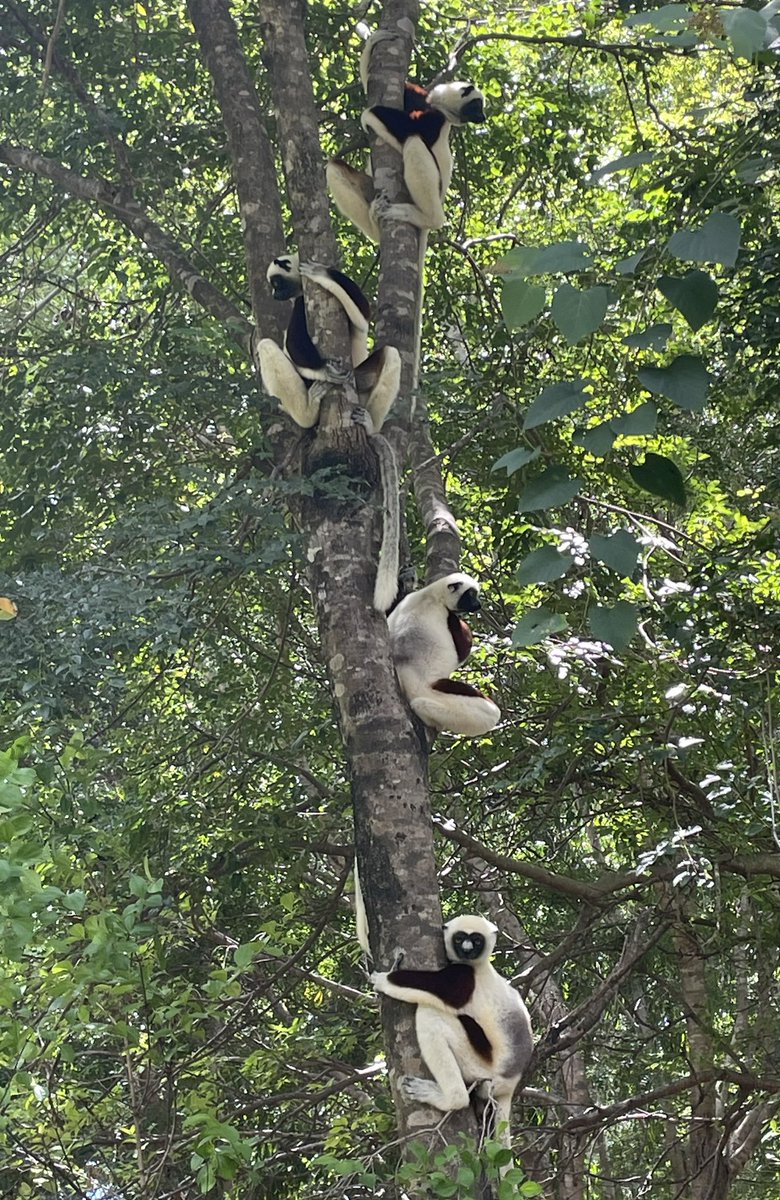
[589,530,640,575]
[624,4,692,30]
[500,241,594,276]
[657,270,718,331]
[628,453,687,505]
[722,7,769,58]
[551,283,610,343]
[492,447,541,475]
[518,467,583,511]
[0,597,18,621]
[624,323,673,349]
[614,249,647,275]
[590,600,638,651]
[666,212,741,267]
[523,379,589,430]
[516,546,573,584]
[501,278,547,328]
[638,355,712,411]
[574,403,657,456]
[589,151,657,181]
[512,607,568,647]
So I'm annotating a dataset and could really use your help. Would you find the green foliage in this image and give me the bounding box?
[1,0,779,1197]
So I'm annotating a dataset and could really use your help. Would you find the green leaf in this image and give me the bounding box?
[518,467,583,511]
[613,402,658,436]
[501,241,594,276]
[492,447,541,475]
[516,546,573,584]
[614,249,647,275]
[589,151,657,181]
[589,530,640,575]
[666,212,741,268]
[722,8,769,58]
[501,278,547,328]
[624,4,692,30]
[628,453,687,506]
[574,403,657,456]
[512,607,568,647]
[523,379,589,430]
[574,422,617,457]
[551,283,610,343]
[657,270,718,331]
[590,601,638,651]
[638,355,712,411]
[624,323,673,349]
[234,943,259,969]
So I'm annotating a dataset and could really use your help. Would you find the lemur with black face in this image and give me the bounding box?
[326,32,486,242]
[387,572,500,737]
[372,915,532,1165]
[255,254,401,612]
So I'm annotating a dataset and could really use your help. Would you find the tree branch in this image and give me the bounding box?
[0,141,254,350]
[186,0,286,338]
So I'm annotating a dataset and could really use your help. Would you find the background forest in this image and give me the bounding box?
[1,0,779,1198]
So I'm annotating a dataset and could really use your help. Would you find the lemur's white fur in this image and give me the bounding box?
[387,573,500,736]
[255,255,401,611]
[372,915,532,1168]
[326,35,485,244]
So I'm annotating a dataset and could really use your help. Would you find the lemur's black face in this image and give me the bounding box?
[458,87,486,125]
[268,259,301,302]
[454,586,480,615]
[451,930,486,961]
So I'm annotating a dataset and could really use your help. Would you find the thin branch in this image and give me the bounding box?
[560,1070,780,1134]
[0,141,253,349]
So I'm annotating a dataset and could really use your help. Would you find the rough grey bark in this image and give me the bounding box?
[187,0,287,340]
[256,4,491,1189]
[359,1,462,582]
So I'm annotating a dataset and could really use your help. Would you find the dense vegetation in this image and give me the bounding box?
[1,1,779,1197]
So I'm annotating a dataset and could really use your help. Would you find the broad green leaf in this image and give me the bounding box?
[234,943,259,969]
[512,607,568,647]
[628,453,687,506]
[523,379,589,430]
[736,155,774,183]
[574,422,617,456]
[589,530,640,575]
[722,8,769,58]
[516,546,573,584]
[518,467,583,511]
[624,4,691,30]
[615,249,647,275]
[551,284,610,343]
[574,403,657,456]
[501,241,594,277]
[501,278,547,328]
[613,401,658,436]
[492,447,541,475]
[666,212,741,268]
[624,323,673,349]
[589,151,657,181]
[657,270,718,331]
[638,355,712,411]
[590,601,638,651]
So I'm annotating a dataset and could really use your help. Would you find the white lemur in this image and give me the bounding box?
[255,254,401,612]
[372,915,532,1163]
[326,33,486,241]
[387,572,501,737]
